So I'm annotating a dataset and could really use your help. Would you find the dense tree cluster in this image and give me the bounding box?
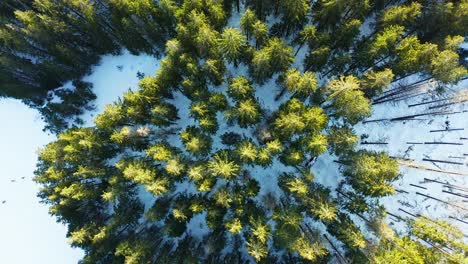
[30,0,467,263]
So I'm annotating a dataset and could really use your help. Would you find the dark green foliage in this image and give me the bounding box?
[327,213,367,260]
[229,97,262,128]
[221,132,242,145]
[249,38,294,83]
[228,76,254,100]
[280,145,305,166]
[327,125,358,157]
[40,81,96,134]
[272,98,328,138]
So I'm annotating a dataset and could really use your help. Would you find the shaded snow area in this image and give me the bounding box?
[355,77,468,238]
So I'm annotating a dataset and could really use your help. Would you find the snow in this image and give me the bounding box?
[46,90,64,104]
[354,77,468,236]
[359,14,376,38]
[226,4,243,29]
[43,50,160,129]
[79,49,160,127]
[186,211,211,240]
[0,99,84,264]
[165,91,197,151]
[44,82,77,105]
[249,162,292,201]
[312,153,344,198]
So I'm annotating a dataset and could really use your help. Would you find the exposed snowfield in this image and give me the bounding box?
[0,99,84,263]
[46,50,160,124]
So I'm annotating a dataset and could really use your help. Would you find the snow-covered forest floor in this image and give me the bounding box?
[47,50,161,127]
[312,74,468,243]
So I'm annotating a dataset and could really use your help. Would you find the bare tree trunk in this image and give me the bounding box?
[422,158,464,165]
[294,43,304,56]
[423,178,468,192]
[448,216,468,225]
[409,183,427,190]
[398,208,417,218]
[423,142,463,146]
[408,98,448,107]
[360,142,388,145]
[430,128,464,133]
[442,190,468,199]
[323,234,349,264]
[429,100,468,109]
[415,192,468,211]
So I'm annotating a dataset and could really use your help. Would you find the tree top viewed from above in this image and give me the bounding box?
[1,0,467,263]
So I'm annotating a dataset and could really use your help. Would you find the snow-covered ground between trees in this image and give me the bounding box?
[310,76,468,247]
